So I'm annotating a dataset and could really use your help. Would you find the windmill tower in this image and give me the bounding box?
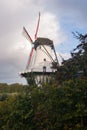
[20,13,59,85]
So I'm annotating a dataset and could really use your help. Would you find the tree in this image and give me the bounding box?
[56,33,87,83]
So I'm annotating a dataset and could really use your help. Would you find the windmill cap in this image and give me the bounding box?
[34,37,53,47]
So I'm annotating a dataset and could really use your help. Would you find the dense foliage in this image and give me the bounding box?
[0,78,87,130]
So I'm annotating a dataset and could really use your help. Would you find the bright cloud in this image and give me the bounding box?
[38,12,67,44]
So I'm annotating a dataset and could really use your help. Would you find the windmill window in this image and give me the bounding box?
[43,66,46,72]
[39,46,41,49]
[44,58,46,61]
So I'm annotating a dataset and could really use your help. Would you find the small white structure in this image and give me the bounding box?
[20,13,59,84]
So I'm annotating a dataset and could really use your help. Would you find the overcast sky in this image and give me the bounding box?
[0,0,87,84]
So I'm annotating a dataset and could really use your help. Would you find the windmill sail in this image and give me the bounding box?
[34,12,40,40]
[22,27,33,44]
[26,47,35,70]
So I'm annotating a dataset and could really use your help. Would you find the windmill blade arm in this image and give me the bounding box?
[52,45,59,65]
[22,26,33,44]
[26,47,34,70]
[34,12,40,40]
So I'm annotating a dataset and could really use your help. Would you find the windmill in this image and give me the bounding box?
[20,13,59,85]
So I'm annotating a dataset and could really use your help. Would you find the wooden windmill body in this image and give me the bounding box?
[20,13,59,85]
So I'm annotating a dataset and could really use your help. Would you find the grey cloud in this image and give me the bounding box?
[0,46,28,84]
[43,0,87,27]
[0,0,42,84]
